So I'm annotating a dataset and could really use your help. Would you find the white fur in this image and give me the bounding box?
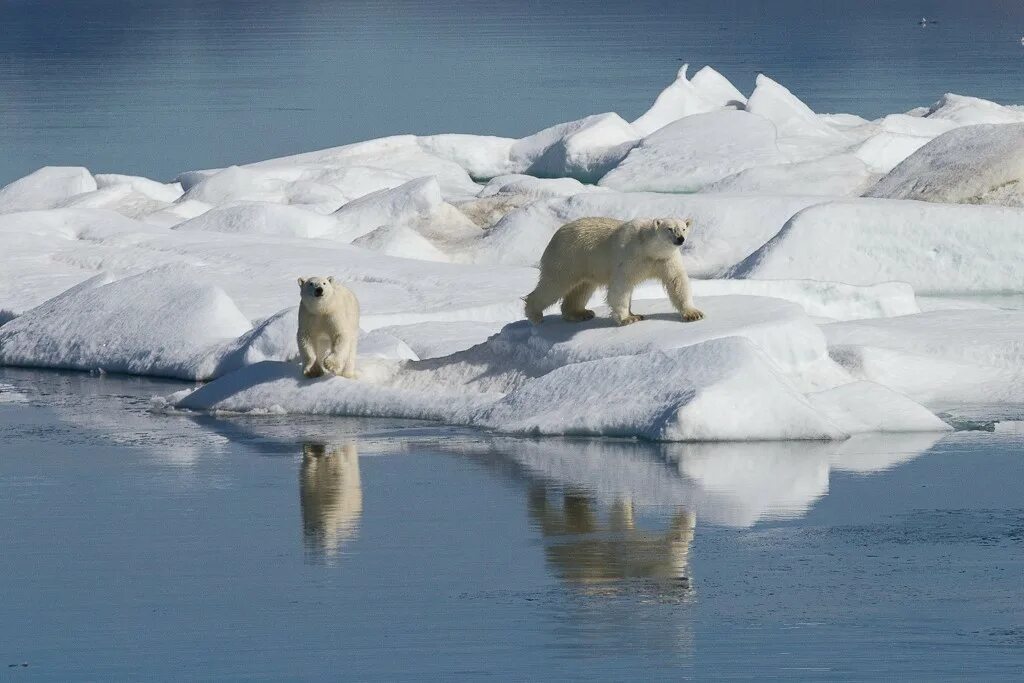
[297,276,360,378]
[524,216,704,325]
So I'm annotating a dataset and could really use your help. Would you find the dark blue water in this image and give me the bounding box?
[1,368,1023,680]
[3,0,1024,185]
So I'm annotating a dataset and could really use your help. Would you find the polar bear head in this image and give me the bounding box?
[298,276,339,309]
[636,217,692,257]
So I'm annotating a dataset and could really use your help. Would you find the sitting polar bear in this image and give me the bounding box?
[297,276,360,378]
[524,217,704,326]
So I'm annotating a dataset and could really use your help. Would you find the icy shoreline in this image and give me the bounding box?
[3,65,1024,439]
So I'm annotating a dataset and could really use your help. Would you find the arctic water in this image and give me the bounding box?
[4,0,1024,184]
[1,369,1023,679]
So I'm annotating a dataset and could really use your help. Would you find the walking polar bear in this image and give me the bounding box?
[524,217,704,326]
[297,276,360,378]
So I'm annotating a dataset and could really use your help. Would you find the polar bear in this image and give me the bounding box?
[297,276,360,378]
[524,217,704,326]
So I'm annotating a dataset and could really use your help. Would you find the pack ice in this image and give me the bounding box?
[3,64,1023,439]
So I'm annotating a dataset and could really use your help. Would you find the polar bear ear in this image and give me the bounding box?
[297,277,306,286]
[684,217,693,228]
[653,218,665,229]
[327,276,336,284]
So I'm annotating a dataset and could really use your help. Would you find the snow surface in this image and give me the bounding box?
[2,64,1021,439]
[865,123,1024,205]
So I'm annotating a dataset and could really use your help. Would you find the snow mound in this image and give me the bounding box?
[925,93,1024,126]
[94,174,184,203]
[683,279,919,321]
[704,153,876,196]
[473,337,846,441]
[631,64,721,137]
[416,134,514,180]
[332,176,476,242]
[745,74,836,139]
[478,174,605,199]
[807,381,950,434]
[599,111,787,193]
[140,199,212,228]
[0,167,96,213]
[690,66,747,108]
[351,223,450,262]
[825,309,1024,406]
[373,320,505,360]
[854,132,933,174]
[0,267,252,380]
[55,184,172,219]
[730,198,1024,292]
[510,113,640,183]
[865,123,1024,205]
[173,201,342,239]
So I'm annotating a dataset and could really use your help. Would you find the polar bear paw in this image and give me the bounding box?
[681,307,704,322]
[303,365,324,378]
[616,313,645,326]
[562,309,595,322]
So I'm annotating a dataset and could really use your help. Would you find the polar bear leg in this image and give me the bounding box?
[341,338,359,380]
[608,270,642,325]
[524,272,568,324]
[560,282,597,322]
[299,334,323,378]
[658,254,704,322]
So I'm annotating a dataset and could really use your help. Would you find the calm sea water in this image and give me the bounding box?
[1,368,1023,680]
[3,0,1024,185]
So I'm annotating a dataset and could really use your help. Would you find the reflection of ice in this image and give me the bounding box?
[300,443,362,563]
[460,433,943,528]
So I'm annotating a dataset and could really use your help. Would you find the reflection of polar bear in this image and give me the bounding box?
[528,488,696,587]
[297,276,360,378]
[524,217,704,326]
[300,443,362,561]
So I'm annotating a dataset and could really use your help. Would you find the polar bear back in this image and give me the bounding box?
[539,216,626,282]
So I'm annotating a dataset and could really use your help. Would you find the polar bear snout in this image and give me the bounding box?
[313,286,324,297]
[673,235,686,246]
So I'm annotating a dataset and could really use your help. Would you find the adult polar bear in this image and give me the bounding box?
[524,217,704,326]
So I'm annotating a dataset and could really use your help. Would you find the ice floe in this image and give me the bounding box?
[2,64,1022,439]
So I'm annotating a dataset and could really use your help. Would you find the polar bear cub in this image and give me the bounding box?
[524,217,704,326]
[297,276,360,378]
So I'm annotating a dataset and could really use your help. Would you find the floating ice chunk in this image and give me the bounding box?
[599,110,787,192]
[94,174,184,203]
[925,93,1024,126]
[865,123,1024,205]
[416,134,515,180]
[807,381,951,433]
[173,201,342,239]
[473,337,847,441]
[689,65,747,108]
[0,167,96,213]
[473,189,823,276]
[351,223,451,262]
[854,132,932,174]
[0,266,252,380]
[730,198,1024,292]
[745,74,836,139]
[631,64,720,137]
[704,153,877,196]
[510,113,640,183]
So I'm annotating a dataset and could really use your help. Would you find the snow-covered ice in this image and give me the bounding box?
[2,64,1021,439]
